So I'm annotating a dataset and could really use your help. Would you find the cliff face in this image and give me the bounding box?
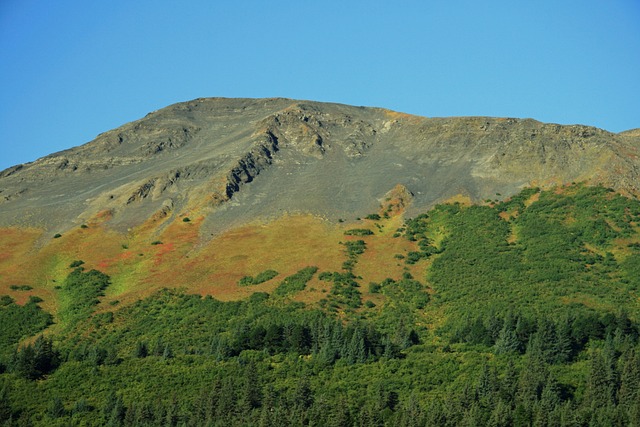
[1,97,638,234]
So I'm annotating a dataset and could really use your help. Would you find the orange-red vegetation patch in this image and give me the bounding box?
[0,228,42,286]
[111,215,347,302]
[88,209,115,227]
[129,207,173,240]
[292,277,333,305]
[161,216,203,249]
[0,228,60,311]
[354,231,425,285]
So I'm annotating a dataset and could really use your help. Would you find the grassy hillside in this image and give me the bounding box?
[1,184,640,425]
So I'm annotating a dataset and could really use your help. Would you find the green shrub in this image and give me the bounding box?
[9,285,32,291]
[274,267,318,296]
[344,229,374,236]
[238,276,254,286]
[344,240,366,256]
[0,295,14,306]
[238,269,279,286]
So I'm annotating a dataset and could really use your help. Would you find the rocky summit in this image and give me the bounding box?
[1,97,639,235]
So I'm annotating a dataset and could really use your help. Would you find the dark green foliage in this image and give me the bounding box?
[428,185,640,321]
[59,267,110,327]
[47,396,65,418]
[135,341,148,358]
[3,185,640,425]
[365,213,381,220]
[320,272,363,310]
[28,295,43,304]
[238,269,279,286]
[343,239,366,256]
[68,260,84,268]
[274,267,318,296]
[53,233,62,239]
[403,213,430,241]
[150,240,163,245]
[8,336,59,380]
[8,285,32,291]
[182,217,191,222]
[368,282,381,294]
[0,297,52,357]
[372,275,429,309]
[253,270,278,285]
[341,239,367,272]
[344,228,374,236]
[0,384,11,423]
[400,214,442,263]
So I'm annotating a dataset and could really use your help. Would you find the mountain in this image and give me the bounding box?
[2,98,640,426]
[1,97,639,235]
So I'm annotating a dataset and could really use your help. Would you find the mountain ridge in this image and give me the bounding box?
[1,97,639,236]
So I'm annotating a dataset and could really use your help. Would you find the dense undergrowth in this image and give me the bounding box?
[1,184,640,426]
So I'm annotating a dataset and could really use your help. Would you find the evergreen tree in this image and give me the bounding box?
[326,401,351,427]
[476,362,497,404]
[488,399,512,427]
[215,377,237,419]
[264,324,284,354]
[33,335,58,375]
[551,316,574,364]
[500,359,519,404]
[10,335,59,380]
[495,319,520,355]
[346,327,367,364]
[0,384,12,422]
[238,362,262,412]
[294,376,313,410]
[134,341,148,358]
[585,352,615,408]
[618,348,640,407]
[162,344,173,359]
[152,337,164,356]
[401,392,424,427]
[460,402,485,427]
[47,396,65,419]
[517,348,548,403]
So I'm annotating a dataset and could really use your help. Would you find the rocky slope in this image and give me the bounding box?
[1,97,639,235]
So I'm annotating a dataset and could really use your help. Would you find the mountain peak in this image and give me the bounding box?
[1,98,638,234]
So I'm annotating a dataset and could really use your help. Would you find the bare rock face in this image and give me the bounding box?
[0,97,638,234]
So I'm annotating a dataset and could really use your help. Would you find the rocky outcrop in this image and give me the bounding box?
[224,132,280,199]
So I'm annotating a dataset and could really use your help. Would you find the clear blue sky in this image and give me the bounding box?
[1,0,639,170]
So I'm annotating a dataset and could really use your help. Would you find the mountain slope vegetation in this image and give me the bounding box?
[2,184,640,426]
